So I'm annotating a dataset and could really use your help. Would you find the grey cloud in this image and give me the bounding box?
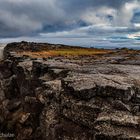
[0,0,139,38]
[0,0,65,37]
[61,0,132,11]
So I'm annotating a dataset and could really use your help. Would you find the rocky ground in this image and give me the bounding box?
[0,41,140,140]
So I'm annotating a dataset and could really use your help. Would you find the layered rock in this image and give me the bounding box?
[0,42,140,140]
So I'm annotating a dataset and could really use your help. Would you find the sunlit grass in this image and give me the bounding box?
[50,49,110,56]
[18,48,111,58]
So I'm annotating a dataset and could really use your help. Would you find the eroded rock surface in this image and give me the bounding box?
[0,41,140,140]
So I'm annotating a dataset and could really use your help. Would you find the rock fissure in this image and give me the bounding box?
[0,42,140,139]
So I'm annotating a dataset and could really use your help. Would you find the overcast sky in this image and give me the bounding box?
[0,0,140,48]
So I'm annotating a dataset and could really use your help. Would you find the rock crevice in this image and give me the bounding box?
[0,42,140,140]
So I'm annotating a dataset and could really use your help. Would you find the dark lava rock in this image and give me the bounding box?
[1,41,140,140]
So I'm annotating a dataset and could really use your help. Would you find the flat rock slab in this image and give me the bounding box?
[63,73,136,100]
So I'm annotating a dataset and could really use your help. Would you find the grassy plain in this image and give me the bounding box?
[18,48,111,58]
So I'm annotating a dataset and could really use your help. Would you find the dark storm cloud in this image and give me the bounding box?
[0,0,65,37]
[132,11,140,23]
[61,0,131,11]
[0,0,139,38]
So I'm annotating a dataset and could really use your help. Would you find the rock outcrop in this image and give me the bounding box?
[0,41,140,140]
